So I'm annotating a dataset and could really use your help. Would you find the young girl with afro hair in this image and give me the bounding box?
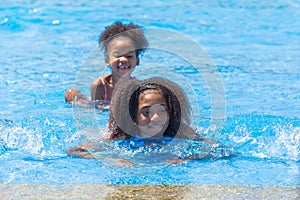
[64,21,148,108]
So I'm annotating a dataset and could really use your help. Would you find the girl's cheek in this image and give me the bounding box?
[138,116,149,126]
[111,58,118,65]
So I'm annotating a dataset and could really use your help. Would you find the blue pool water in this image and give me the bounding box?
[1,0,299,186]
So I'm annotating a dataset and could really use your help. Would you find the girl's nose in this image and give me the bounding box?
[118,56,128,63]
[150,113,161,121]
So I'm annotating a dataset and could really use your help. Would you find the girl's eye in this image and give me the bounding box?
[159,109,167,114]
[141,110,150,117]
[141,109,167,118]
[113,52,135,59]
[125,54,134,59]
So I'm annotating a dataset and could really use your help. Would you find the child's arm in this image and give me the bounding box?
[64,88,89,103]
[166,139,235,165]
[66,143,135,167]
[166,154,209,165]
[90,78,105,101]
[67,147,94,158]
[167,125,234,165]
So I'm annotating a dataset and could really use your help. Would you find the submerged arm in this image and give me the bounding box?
[66,143,98,159]
[167,134,234,165]
[66,143,135,167]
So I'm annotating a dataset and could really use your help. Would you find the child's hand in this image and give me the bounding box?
[66,146,95,158]
[67,145,136,167]
[105,158,136,167]
[98,156,136,167]
[166,153,210,165]
[66,143,100,158]
[166,158,188,165]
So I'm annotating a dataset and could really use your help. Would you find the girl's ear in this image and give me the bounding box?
[105,55,110,66]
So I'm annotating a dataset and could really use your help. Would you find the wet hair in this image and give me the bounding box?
[99,21,148,58]
[108,77,191,140]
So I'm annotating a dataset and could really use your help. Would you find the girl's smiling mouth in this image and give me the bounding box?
[147,124,164,129]
[118,65,130,70]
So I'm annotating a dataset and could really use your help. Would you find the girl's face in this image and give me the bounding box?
[105,36,139,79]
[136,90,170,139]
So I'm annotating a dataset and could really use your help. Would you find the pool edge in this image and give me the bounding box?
[1,184,299,199]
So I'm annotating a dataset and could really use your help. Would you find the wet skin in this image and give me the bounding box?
[105,36,139,80]
[136,90,169,139]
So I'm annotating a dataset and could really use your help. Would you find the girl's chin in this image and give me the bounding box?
[138,129,164,139]
[115,69,133,77]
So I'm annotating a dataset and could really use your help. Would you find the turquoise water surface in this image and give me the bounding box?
[0,0,299,186]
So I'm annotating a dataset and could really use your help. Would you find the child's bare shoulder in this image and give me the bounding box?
[91,74,112,87]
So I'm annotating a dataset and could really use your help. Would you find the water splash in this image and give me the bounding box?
[1,113,299,163]
[226,113,300,161]
[0,118,44,155]
[0,113,76,159]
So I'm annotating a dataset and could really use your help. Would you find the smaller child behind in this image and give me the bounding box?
[64,21,148,107]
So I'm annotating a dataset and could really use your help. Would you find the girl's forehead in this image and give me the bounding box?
[109,36,134,46]
[141,89,162,95]
[107,37,136,54]
[139,89,164,100]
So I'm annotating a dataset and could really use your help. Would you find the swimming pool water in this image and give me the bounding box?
[1,0,299,186]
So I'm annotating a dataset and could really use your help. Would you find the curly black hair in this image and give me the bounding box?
[108,77,192,140]
[99,21,148,58]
